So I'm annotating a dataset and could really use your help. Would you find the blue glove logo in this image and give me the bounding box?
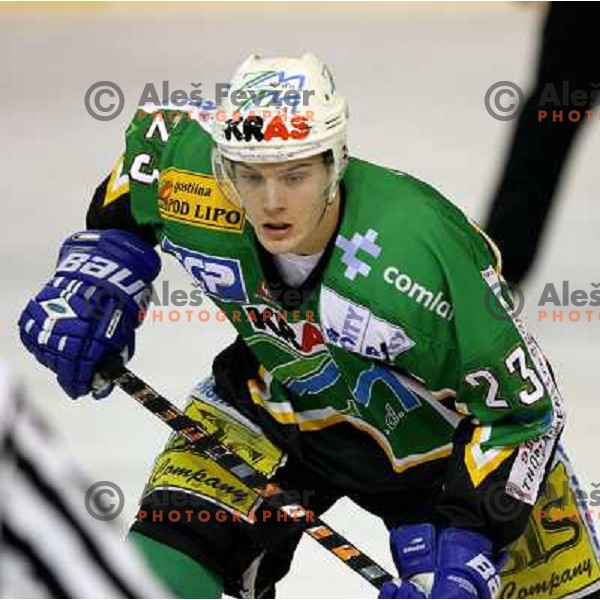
[40,297,76,318]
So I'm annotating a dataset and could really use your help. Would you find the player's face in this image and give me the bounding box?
[231,154,339,255]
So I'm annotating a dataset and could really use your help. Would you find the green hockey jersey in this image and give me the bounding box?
[87,103,565,548]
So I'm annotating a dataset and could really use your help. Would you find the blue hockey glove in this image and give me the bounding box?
[379,523,435,598]
[381,525,504,599]
[18,230,160,399]
[430,528,504,599]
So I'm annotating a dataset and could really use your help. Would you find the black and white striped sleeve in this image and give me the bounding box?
[0,362,169,598]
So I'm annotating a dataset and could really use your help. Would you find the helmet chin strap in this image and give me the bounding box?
[309,153,345,240]
[287,182,339,257]
[316,190,331,226]
[312,183,340,241]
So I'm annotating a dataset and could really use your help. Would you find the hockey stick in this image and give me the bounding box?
[99,356,394,589]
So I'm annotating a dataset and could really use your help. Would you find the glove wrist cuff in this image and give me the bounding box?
[390,523,436,579]
[437,529,500,598]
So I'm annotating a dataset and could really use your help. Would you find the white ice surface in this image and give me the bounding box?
[0,3,598,598]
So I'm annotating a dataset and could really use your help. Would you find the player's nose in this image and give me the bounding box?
[262,179,286,214]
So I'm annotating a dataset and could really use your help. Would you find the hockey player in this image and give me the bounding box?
[18,54,600,598]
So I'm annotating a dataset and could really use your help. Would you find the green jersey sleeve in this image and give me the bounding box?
[416,183,565,546]
[86,103,214,244]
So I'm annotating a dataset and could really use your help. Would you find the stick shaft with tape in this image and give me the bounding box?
[99,357,393,589]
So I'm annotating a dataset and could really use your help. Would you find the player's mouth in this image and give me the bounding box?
[262,222,292,240]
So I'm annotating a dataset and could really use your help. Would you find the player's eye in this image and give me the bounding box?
[238,173,263,185]
[283,172,308,185]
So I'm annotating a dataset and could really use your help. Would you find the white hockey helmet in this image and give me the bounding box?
[211,53,349,205]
